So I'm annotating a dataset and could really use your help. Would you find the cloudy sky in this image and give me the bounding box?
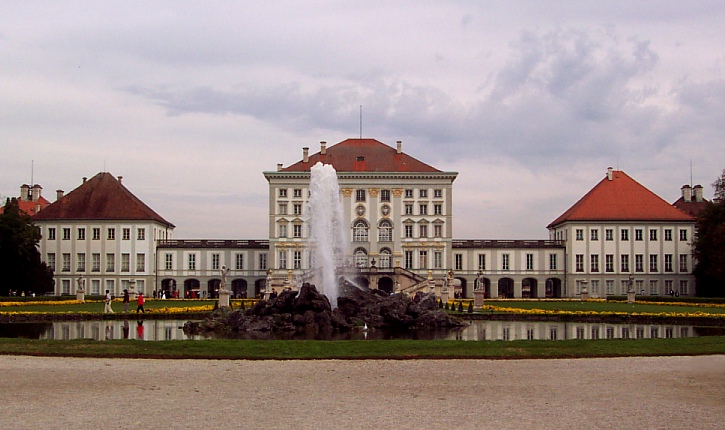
[2,1,724,239]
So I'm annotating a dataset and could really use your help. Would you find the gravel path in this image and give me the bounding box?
[2,355,724,429]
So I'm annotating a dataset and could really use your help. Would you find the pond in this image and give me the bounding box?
[2,319,724,341]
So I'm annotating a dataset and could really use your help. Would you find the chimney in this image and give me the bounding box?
[277,163,283,171]
[320,141,327,155]
[396,141,402,154]
[607,167,613,181]
[35,204,41,214]
[56,190,64,200]
[82,177,87,183]
[118,176,123,184]
[20,184,30,201]
[30,184,42,202]
[681,184,692,203]
[694,185,704,202]
[303,147,309,163]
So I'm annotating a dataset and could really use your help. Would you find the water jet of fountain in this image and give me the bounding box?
[307,162,349,308]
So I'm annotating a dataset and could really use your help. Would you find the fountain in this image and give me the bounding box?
[307,162,349,309]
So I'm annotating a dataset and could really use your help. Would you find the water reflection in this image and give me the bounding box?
[1,320,724,341]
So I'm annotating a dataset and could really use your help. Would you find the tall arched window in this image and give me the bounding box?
[378,219,393,242]
[379,248,392,269]
[353,220,369,242]
[354,247,368,268]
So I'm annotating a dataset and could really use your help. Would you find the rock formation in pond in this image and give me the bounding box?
[184,283,463,335]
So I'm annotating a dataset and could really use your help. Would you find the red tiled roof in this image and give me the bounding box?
[32,172,174,227]
[0,196,51,216]
[282,138,441,173]
[672,197,709,218]
[547,170,695,228]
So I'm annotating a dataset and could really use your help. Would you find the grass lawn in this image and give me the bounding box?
[0,300,218,313]
[482,300,725,315]
[1,336,724,360]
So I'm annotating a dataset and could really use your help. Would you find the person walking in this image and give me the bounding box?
[104,290,114,314]
[136,292,145,313]
[122,289,130,313]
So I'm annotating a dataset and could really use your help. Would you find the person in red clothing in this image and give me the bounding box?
[136,292,145,313]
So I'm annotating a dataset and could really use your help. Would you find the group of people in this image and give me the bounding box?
[104,289,145,314]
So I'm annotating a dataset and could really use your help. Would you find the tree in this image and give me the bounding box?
[693,170,725,297]
[0,198,54,296]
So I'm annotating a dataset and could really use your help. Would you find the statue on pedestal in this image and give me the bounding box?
[76,276,86,303]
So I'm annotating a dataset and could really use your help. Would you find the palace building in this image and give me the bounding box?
[21,138,698,297]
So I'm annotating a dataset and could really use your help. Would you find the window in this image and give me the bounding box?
[649,280,659,295]
[664,229,672,241]
[92,228,100,240]
[434,251,443,269]
[419,189,428,198]
[293,251,302,269]
[419,224,427,238]
[620,280,629,295]
[419,250,427,269]
[526,254,534,270]
[63,228,70,240]
[434,204,442,215]
[259,253,268,271]
[649,254,658,272]
[455,254,463,271]
[433,224,442,238]
[635,229,643,241]
[47,253,56,271]
[212,253,220,271]
[91,279,100,295]
[378,248,392,269]
[48,228,56,240]
[353,221,368,242]
[679,254,688,272]
[665,280,673,295]
[405,251,413,269]
[576,229,584,241]
[478,254,486,271]
[602,254,613,272]
[108,228,115,240]
[121,253,130,272]
[591,280,599,296]
[278,251,287,269]
[621,229,629,241]
[279,203,287,215]
[278,188,287,198]
[591,230,598,241]
[606,280,614,295]
[356,189,366,202]
[187,254,196,270]
[434,189,442,198]
[380,189,390,202]
[605,229,613,241]
[62,279,71,295]
[137,228,145,240]
[136,253,145,272]
[404,225,413,238]
[293,188,302,198]
[77,253,85,272]
[549,254,557,270]
[621,254,630,272]
[405,204,413,215]
[404,189,413,198]
[378,220,392,242]
[419,203,427,215]
[293,203,302,215]
[679,280,689,295]
[232,253,243,271]
[279,224,287,238]
[501,254,510,271]
[649,229,657,241]
[106,253,115,272]
[590,255,599,272]
[679,229,688,241]
[78,228,85,240]
[635,254,643,272]
[293,224,302,238]
[575,254,584,272]
[122,228,130,240]
[664,254,673,272]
